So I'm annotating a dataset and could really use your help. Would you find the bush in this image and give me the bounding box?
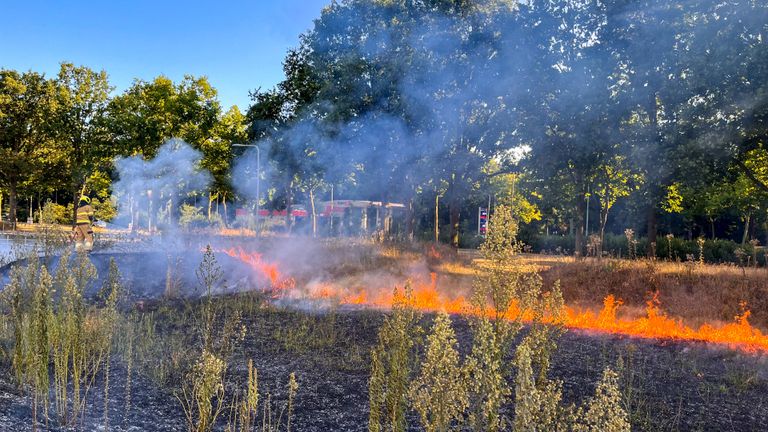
[92,197,117,222]
[180,204,208,229]
[409,312,467,432]
[37,201,71,225]
[524,233,765,265]
[369,283,422,432]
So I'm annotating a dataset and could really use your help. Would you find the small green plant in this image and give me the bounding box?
[257,372,300,432]
[286,372,298,432]
[6,249,119,428]
[368,283,422,432]
[463,317,508,432]
[624,229,636,260]
[409,312,467,432]
[180,349,227,432]
[573,367,631,432]
[466,205,564,430]
[512,339,565,432]
[235,359,260,431]
[100,259,123,430]
[666,234,674,261]
[180,204,208,229]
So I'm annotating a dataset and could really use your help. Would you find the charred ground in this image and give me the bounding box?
[1,241,767,431]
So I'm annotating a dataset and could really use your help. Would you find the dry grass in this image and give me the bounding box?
[533,256,768,330]
[427,253,768,332]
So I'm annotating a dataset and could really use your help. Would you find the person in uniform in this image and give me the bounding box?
[73,195,94,252]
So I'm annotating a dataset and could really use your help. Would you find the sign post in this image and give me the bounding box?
[478,207,488,237]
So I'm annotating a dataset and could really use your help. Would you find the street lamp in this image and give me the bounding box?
[232,143,261,233]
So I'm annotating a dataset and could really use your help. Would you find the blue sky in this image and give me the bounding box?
[0,0,330,110]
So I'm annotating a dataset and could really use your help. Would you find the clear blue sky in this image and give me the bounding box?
[0,0,330,110]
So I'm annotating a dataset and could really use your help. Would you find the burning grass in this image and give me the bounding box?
[218,242,768,354]
[1,230,768,430]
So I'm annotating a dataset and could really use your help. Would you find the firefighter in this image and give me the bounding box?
[73,195,94,252]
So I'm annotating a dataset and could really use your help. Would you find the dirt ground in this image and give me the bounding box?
[2,305,767,431]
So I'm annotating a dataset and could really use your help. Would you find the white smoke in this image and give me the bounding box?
[112,139,212,230]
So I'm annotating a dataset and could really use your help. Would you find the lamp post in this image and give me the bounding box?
[232,143,261,232]
[147,189,153,232]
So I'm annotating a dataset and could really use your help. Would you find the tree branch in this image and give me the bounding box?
[733,157,768,194]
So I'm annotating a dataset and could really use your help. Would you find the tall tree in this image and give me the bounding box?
[0,70,58,227]
[54,63,113,224]
[247,41,322,231]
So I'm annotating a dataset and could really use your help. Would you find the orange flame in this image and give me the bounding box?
[224,249,768,354]
[218,247,296,292]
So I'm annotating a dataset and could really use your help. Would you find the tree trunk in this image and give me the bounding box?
[130,195,135,232]
[709,217,715,240]
[434,194,440,243]
[207,192,213,221]
[222,194,228,227]
[742,211,751,244]
[599,207,609,256]
[574,198,585,257]
[8,183,17,229]
[73,190,80,228]
[449,199,460,249]
[168,196,173,226]
[405,197,414,242]
[285,182,293,233]
[309,188,317,238]
[646,206,657,257]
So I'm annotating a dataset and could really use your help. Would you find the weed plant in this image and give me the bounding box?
[4,249,120,428]
[368,282,422,432]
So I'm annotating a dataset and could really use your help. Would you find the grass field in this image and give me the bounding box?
[0,240,767,431]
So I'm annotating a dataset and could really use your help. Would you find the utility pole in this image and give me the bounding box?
[330,185,334,235]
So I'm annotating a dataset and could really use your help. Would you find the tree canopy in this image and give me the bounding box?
[1,0,767,253]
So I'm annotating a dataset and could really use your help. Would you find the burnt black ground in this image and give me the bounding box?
[0,251,269,299]
[2,246,768,431]
[2,303,768,432]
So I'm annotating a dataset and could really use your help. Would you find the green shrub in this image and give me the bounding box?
[180,204,208,229]
[525,233,765,265]
[573,368,631,432]
[409,312,467,432]
[368,283,422,432]
[37,201,71,225]
[92,196,117,222]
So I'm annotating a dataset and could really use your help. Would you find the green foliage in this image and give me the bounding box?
[526,234,767,265]
[409,312,468,432]
[5,249,120,427]
[232,359,259,432]
[91,196,117,222]
[38,200,70,224]
[485,162,541,224]
[572,368,631,432]
[0,69,59,225]
[180,349,227,432]
[54,63,113,206]
[512,340,565,432]
[463,316,508,431]
[180,203,208,229]
[368,283,422,432]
